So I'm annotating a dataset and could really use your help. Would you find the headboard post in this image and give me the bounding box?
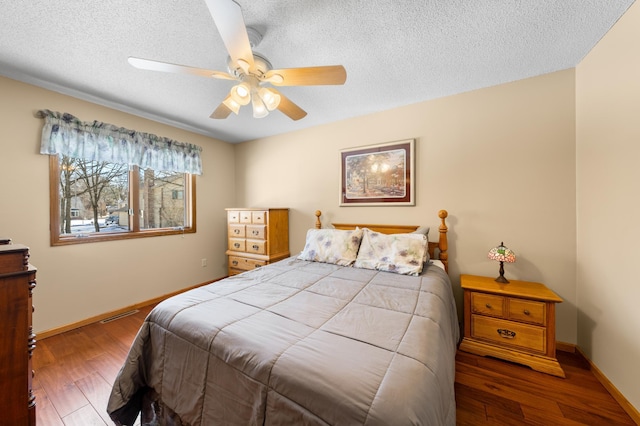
[314,210,322,229]
[438,210,449,272]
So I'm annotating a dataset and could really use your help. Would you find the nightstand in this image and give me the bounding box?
[459,274,565,378]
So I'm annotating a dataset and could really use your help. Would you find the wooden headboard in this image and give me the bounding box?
[313,210,449,272]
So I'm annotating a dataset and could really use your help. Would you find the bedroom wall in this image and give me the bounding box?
[233,69,578,343]
[576,0,640,412]
[0,75,235,334]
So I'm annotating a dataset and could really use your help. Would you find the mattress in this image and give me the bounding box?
[108,256,459,425]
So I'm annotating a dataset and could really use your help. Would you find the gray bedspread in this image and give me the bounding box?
[107,257,460,425]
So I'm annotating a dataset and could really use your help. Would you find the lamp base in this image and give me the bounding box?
[495,261,509,283]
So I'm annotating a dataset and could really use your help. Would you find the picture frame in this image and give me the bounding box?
[340,139,415,206]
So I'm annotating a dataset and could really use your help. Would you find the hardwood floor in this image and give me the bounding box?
[455,350,636,425]
[33,303,636,425]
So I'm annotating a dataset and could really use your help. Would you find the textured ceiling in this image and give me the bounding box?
[0,0,634,143]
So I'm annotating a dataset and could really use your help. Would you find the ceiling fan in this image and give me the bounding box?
[128,0,347,121]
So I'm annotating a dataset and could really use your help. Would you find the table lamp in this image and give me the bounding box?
[487,242,516,283]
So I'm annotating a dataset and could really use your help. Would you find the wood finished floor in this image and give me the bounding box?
[33,303,636,426]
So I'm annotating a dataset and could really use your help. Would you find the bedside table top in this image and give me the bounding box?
[460,274,562,303]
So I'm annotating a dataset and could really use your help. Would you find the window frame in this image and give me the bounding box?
[49,155,196,246]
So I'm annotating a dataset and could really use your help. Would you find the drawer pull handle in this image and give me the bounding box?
[485,303,492,309]
[253,231,259,235]
[234,243,240,248]
[232,260,238,266]
[523,309,530,316]
[252,244,259,250]
[497,329,516,339]
[234,229,240,234]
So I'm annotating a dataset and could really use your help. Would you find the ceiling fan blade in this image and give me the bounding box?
[210,100,233,119]
[264,65,347,86]
[204,0,254,69]
[276,91,308,121]
[128,57,235,80]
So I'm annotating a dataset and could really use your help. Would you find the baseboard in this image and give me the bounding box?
[555,341,576,353]
[558,342,640,424]
[37,277,225,340]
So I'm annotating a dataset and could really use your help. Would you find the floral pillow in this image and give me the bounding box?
[354,228,428,276]
[298,228,364,266]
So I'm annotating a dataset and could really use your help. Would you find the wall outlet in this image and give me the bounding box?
[201,258,207,267]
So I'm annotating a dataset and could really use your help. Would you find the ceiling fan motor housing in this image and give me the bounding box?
[227,51,273,79]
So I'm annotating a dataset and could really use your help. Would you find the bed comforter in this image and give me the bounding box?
[107,257,460,425]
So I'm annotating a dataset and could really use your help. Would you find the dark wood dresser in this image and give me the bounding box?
[0,240,37,425]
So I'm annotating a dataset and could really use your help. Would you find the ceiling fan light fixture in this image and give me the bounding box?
[230,83,251,105]
[222,96,241,115]
[251,95,269,118]
[258,87,281,111]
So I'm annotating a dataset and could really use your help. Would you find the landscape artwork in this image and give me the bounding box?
[340,139,414,206]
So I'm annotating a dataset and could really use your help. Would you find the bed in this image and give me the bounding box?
[107,209,459,425]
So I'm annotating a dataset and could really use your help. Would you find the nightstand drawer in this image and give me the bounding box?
[229,238,246,252]
[228,256,266,272]
[228,224,245,238]
[246,225,265,240]
[246,239,266,255]
[508,298,545,325]
[471,315,546,354]
[471,293,504,317]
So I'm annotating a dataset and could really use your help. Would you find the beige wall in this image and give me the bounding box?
[0,76,235,334]
[576,1,640,411]
[234,69,578,342]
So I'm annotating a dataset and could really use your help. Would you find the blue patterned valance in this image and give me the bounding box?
[37,110,203,175]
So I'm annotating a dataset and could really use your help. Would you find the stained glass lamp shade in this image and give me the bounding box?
[487,242,516,283]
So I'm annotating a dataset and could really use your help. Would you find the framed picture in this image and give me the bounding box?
[340,139,415,206]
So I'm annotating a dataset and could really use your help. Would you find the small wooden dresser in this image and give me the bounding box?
[0,240,37,425]
[225,208,290,276]
[459,274,564,377]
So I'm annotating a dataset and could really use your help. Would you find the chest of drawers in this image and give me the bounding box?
[0,241,37,425]
[225,208,289,276]
[459,274,565,377]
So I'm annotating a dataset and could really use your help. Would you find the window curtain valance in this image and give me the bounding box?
[37,109,203,175]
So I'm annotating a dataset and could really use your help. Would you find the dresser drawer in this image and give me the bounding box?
[228,255,266,272]
[228,238,246,252]
[471,315,546,354]
[240,211,252,223]
[246,225,265,240]
[508,298,546,325]
[251,210,267,224]
[227,210,240,223]
[471,292,504,317]
[246,239,267,255]
[228,224,245,238]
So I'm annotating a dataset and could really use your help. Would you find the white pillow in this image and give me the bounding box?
[354,228,428,276]
[298,228,364,266]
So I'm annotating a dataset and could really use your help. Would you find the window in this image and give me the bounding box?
[50,155,196,245]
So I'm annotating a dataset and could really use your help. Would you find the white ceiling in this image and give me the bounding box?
[0,0,634,143]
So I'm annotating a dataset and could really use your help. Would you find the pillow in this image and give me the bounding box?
[354,228,428,276]
[411,226,430,263]
[298,228,364,266]
[411,226,430,237]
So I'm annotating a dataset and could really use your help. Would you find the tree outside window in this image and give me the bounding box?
[50,155,195,245]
